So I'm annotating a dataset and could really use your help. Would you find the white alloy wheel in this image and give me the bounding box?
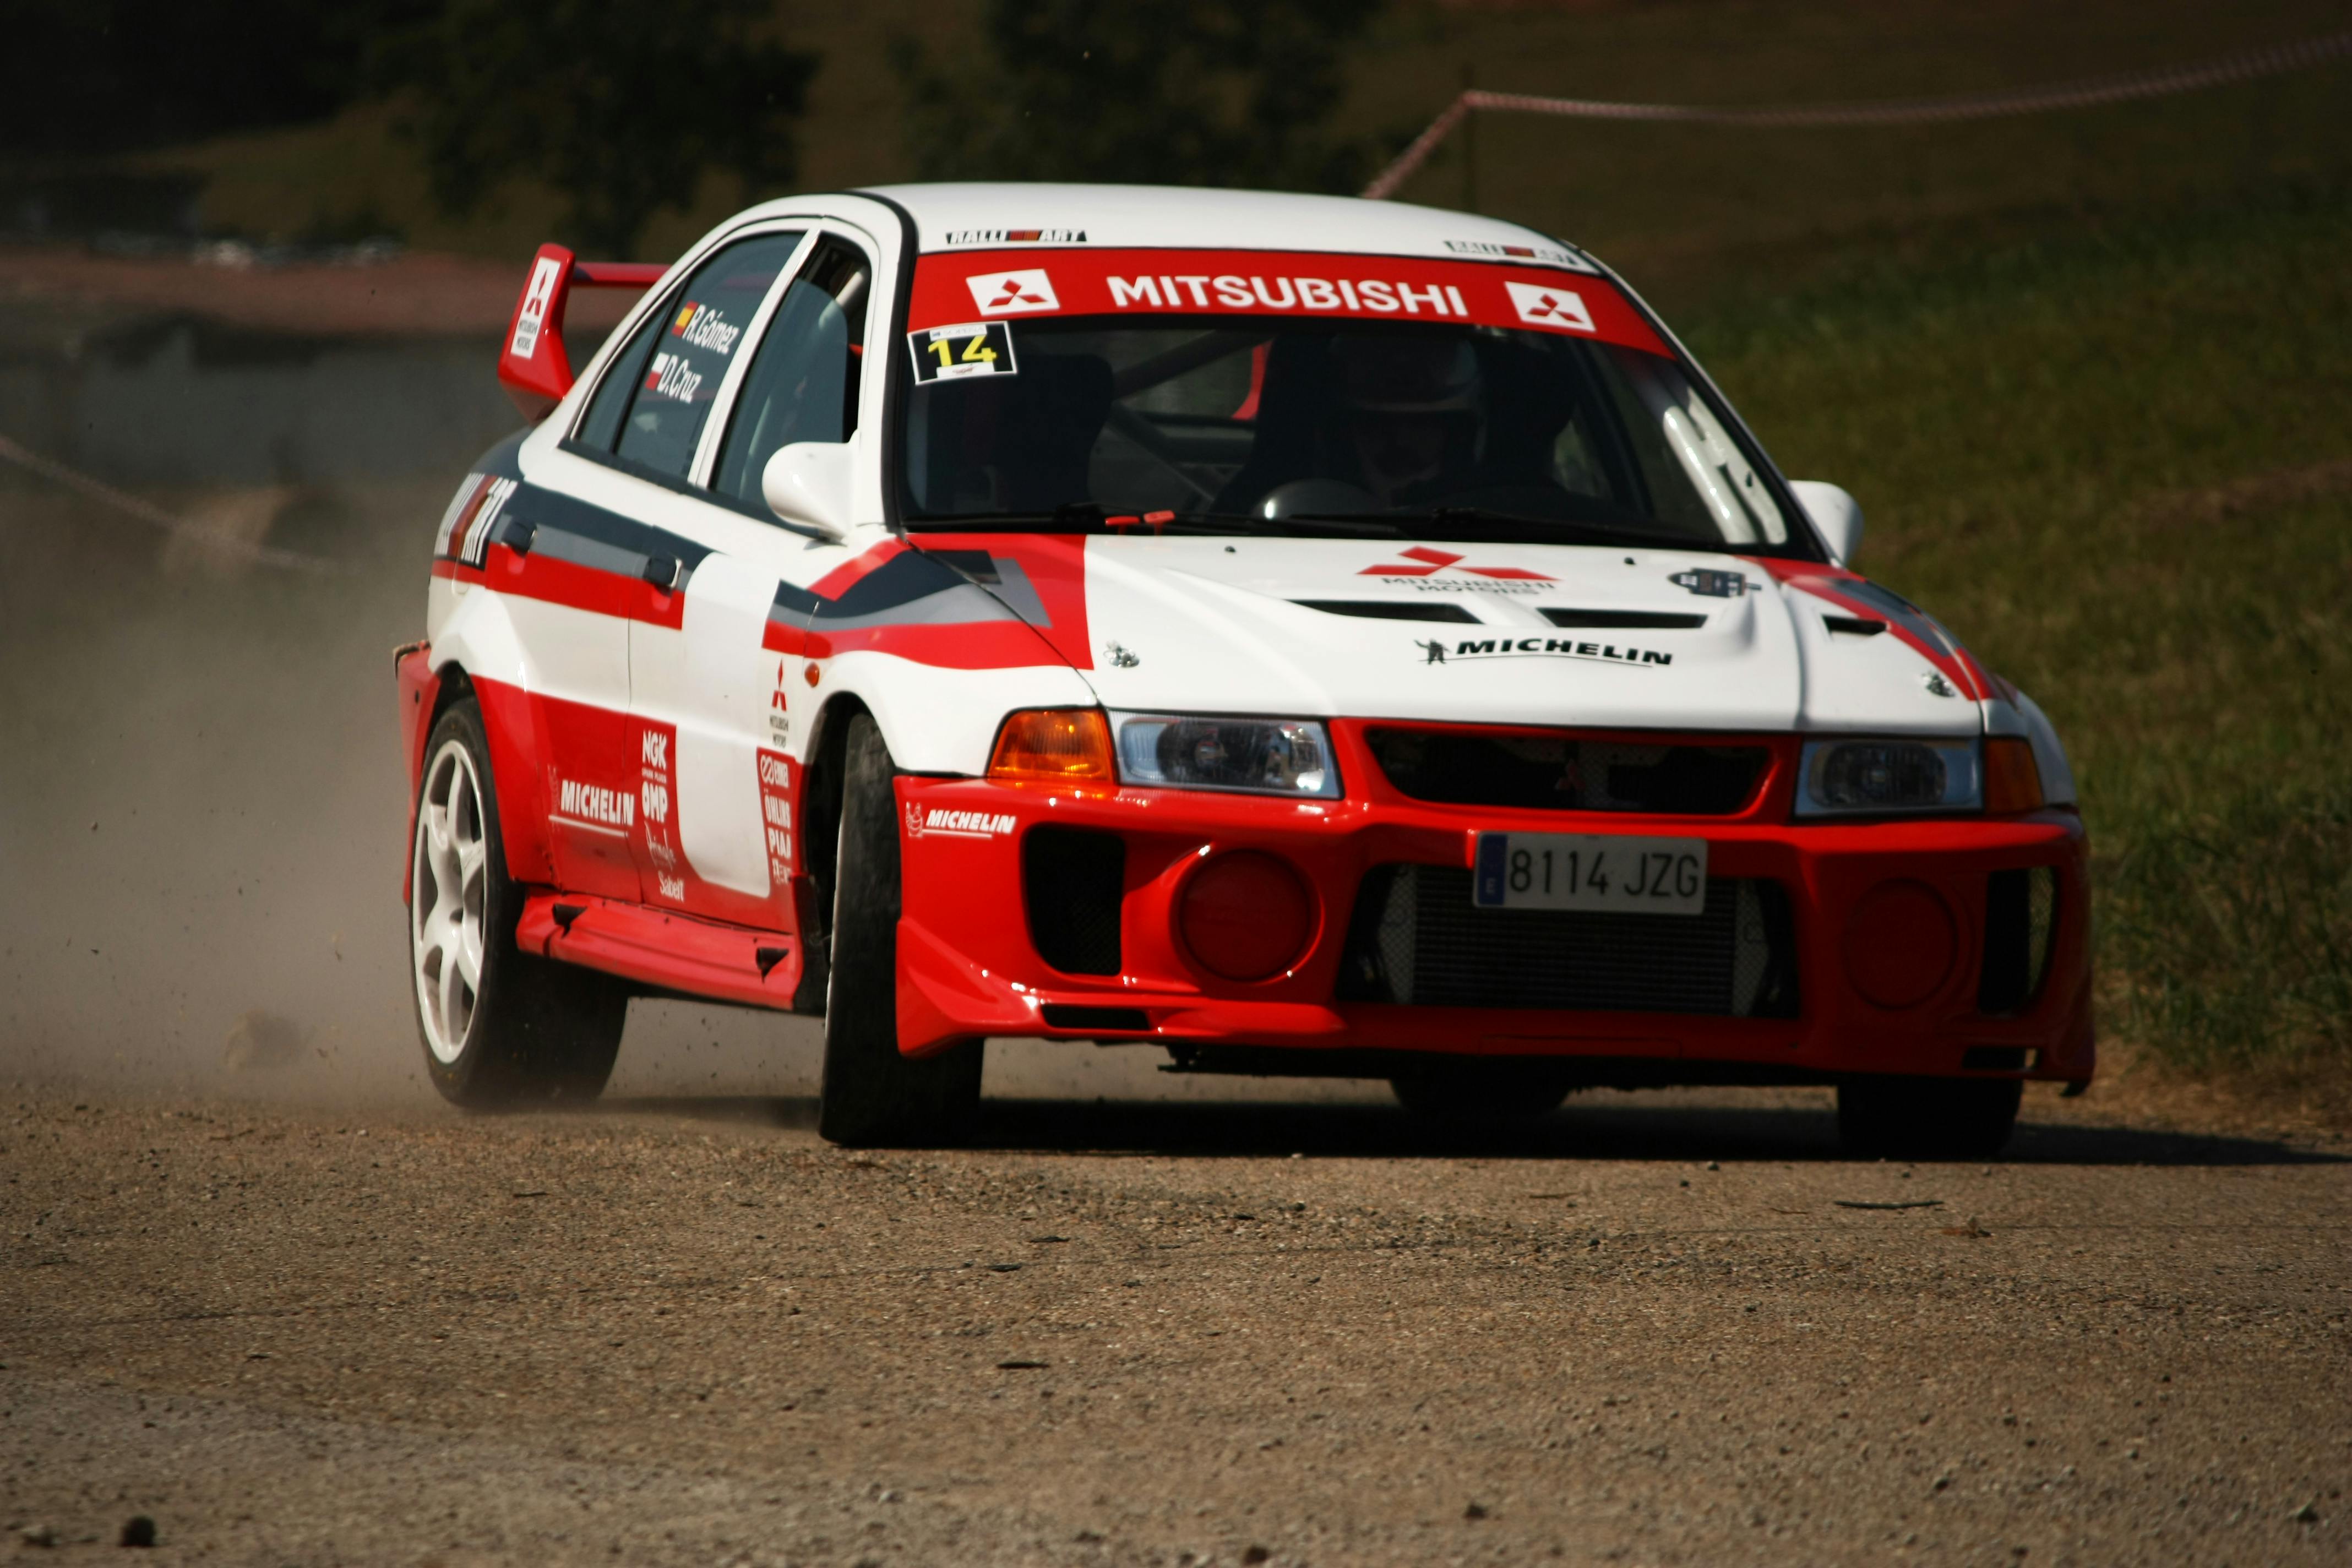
[412,736,491,1063]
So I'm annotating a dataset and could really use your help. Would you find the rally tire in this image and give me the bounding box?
[1390,1061,1577,1124]
[816,714,984,1146]
[410,698,627,1109]
[1836,1075,2021,1159]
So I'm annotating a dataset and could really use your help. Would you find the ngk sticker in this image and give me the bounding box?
[1504,281,1596,334]
[966,268,1058,315]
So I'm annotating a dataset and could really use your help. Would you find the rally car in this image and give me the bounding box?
[397,183,2089,1152]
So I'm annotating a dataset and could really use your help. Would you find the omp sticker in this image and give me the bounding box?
[509,256,564,357]
[966,268,1059,315]
[1504,280,1596,333]
[908,320,1019,383]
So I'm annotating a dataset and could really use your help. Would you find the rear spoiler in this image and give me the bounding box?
[497,243,668,422]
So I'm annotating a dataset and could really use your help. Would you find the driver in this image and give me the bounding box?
[1330,335,1485,507]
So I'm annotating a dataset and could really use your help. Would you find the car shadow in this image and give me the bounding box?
[592,1092,2343,1168]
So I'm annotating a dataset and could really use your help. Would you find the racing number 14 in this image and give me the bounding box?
[906,320,1019,383]
[1474,832,1708,914]
[929,334,996,369]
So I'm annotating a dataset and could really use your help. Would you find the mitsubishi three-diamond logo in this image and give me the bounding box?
[1360,546,1553,581]
[1504,280,1596,333]
[966,269,1059,315]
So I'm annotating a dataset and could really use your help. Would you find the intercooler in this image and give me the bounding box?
[1336,864,1800,1017]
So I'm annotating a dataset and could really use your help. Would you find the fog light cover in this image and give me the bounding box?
[1112,713,1339,797]
[1797,738,1979,816]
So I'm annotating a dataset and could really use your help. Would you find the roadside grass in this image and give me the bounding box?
[1681,194,2352,1090]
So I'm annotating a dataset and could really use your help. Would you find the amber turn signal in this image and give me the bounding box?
[988,708,1115,783]
[1982,737,2044,814]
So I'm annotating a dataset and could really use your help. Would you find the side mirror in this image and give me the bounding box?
[762,442,856,541]
[1789,480,1863,564]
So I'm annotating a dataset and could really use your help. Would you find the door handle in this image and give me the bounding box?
[643,553,680,590]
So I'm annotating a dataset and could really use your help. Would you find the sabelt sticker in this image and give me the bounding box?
[966,268,1060,315]
[509,255,564,357]
[907,320,1019,383]
[1504,280,1596,333]
[910,248,1669,356]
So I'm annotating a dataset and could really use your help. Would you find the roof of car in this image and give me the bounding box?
[843,183,1590,265]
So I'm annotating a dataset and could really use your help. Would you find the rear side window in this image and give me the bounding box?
[711,238,871,505]
[575,230,804,475]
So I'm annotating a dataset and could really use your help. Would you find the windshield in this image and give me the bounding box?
[895,250,1804,552]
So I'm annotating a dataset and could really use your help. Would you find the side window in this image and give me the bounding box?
[574,230,804,475]
[711,238,872,505]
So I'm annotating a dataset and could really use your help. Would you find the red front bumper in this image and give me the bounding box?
[893,726,2093,1086]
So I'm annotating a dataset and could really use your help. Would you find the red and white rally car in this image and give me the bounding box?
[397,183,2089,1151]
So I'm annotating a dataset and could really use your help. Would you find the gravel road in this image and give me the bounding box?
[6,1064,2348,1567]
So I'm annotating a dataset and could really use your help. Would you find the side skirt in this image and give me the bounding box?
[518,892,802,1011]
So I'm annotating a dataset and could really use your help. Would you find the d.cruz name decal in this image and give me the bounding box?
[1415,637,1673,668]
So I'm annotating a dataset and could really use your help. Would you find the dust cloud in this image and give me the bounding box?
[0,478,1381,1114]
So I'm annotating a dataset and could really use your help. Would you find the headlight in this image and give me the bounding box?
[1110,712,1341,798]
[1796,738,1979,816]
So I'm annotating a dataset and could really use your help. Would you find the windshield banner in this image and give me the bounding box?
[908,248,1669,356]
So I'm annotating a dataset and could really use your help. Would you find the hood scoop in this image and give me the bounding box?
[1291,599,1480,624]
[1539,607,1708,630]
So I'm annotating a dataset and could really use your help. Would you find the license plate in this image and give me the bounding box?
[1473,833,1708,914]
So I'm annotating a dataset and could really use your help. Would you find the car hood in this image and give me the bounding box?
[1005,535,1986,736]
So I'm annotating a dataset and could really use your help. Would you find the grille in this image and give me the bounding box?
[1337,864,1799,1016]
[1978,866,2058,1014]
[1366,728,1768,815]
[1022,827,1125,976]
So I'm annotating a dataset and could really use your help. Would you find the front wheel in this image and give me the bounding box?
[815,714,983,1146]
[1837,1075,2021,1159]
[410,698,627,1108]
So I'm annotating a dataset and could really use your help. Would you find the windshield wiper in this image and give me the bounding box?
[1288,506,1727,553]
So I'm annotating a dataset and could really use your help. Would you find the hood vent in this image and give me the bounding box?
[1539,607,1707,630]
[1292,600,1480,624]
[1822,614,1888,636]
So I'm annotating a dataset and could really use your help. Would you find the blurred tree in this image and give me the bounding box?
[0,0,424,157]
[373,0,818,258]
[895,0,1386,192]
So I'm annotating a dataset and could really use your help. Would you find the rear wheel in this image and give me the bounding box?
[1837,1075,2021,1159]
[410,699,627,1108]
[816,714,984,1146]
[1390,1061,1576,1124]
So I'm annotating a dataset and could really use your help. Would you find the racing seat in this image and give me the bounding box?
[917,353,1114,514]
[1209,336,1341,514]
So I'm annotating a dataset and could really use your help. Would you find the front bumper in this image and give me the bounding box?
[893,726,2093,1087]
